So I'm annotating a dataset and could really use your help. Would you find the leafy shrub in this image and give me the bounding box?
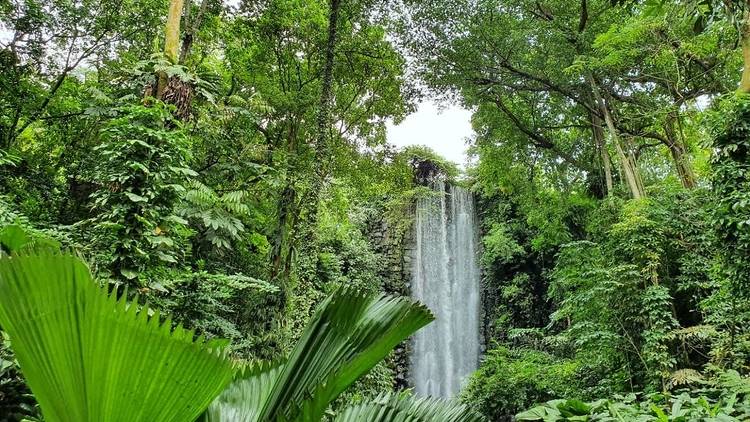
[517,379,750,421]
[461,347,587,421]
[149,270,279,359]
[0,330,38,421]
[89,101,194,283]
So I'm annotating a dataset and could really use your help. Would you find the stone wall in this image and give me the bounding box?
[366,212,415,390]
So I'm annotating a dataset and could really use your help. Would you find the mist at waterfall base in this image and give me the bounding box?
[410,181,481,398]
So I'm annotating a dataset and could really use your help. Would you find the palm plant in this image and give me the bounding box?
[0,250,236,422]
[202,289,483,422]
[0,242,482,422]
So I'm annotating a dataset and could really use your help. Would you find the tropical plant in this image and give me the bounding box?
[90,101,194,283]
[335,393,481,422]
[0,245,483,422]
[0,251,236,422]
[516,385,750,421]
[202,286,483,421]
[177,180,251,252]
[461,347,587,421]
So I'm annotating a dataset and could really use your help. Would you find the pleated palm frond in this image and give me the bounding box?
[204,361,285,422]
[0,224,60,256]
[0,251,236,422]
[334,393,483,422]
[205,288,435,422]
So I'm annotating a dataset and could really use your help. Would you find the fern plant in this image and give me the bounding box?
[177,179,250,252]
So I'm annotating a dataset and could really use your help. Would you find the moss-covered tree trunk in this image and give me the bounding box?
[740,6,750,93]
[157,0,185,99]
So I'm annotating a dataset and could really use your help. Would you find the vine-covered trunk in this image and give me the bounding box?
[268,0,343,295]
[306,0,343,218]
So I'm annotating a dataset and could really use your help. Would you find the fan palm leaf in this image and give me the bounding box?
[0,251,236,422]
[205,288,435,422]
[334,393,483,422]
[204,361,285,422]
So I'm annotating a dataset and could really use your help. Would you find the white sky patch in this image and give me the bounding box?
[387,101,474,167]
[0,28,12,45]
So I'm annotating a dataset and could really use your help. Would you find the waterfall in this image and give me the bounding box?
[410,181,481,398]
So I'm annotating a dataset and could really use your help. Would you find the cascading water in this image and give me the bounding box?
[410,181,481,398]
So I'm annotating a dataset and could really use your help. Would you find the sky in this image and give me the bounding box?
[386,102,475,167]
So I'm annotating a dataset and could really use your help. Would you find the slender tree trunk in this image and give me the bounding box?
[157,0,185,99]
[591,109,614,196]
[179,0,209,64]
[664,112,696,189]
[588,75,645,199]
[314,0,342,178]
[270,123,300,291]
[740,6,750,93]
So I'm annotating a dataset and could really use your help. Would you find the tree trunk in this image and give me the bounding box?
[588,75,646,199]
[269,0,342,295]
[157,0,185,99]
[591,109,614,196]
[740,6,750,93]
[664,112,696,189]
[314,0,342,178]
[179,0,209,64]
[270,122,301,292]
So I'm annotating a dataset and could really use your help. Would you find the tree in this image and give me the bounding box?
[397,0,736,197]
[0,0,163,148]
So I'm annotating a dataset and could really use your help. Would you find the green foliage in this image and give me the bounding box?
[0,224,61,420]
[710,94,750,299]
[461,347,587,421]
[549,189,718,390]
[335,392,482,422]
[90,101,194,283]
[0,251,236,422]
[400,145,460,183]
[0,330,38,421]
[177,180,251,252]
[5,0,750,419]
[203,288,458,422]
[2,246,474,422]
[150,270,279,358]
[517,382,750,421]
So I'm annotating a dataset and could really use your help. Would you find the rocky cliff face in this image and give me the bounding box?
[366,213,415,390]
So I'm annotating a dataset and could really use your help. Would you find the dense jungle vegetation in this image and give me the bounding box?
[1,0,750,421]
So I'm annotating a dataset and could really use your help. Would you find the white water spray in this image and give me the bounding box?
[410,181,481,398]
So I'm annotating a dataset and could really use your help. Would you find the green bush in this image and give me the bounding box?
[461,347,587,421]
[517,373,750,422]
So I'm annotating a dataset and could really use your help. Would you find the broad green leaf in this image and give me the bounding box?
[125,192,148,203]
[264,289,434,422]
[205,288,435,422]
[516,405,562,421]
[334,393,483,422]
[0,252,236,422]
[0,225,30,253]
[204,362,285,422]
